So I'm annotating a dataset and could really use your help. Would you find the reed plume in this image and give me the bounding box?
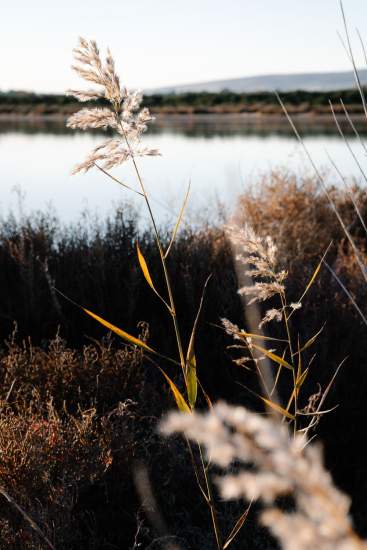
[161,402,367,550]
[225,224,290,327]
[67,37,159,174]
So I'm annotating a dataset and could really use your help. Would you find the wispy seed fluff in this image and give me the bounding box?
[67,37,160,174]
[226,224,289,328]
[227,224,287,305]
[161,403,367,550]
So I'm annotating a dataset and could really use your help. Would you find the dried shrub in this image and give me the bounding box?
[0,334,158,549]
[235,170,367,267]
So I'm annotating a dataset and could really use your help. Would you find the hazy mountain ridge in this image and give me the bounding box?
[152,69,367,94]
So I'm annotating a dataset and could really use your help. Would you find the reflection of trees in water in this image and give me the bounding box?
[0,114,366,138]
[149,114,367,138]
[0,118,73,135]
[0,118,114,137]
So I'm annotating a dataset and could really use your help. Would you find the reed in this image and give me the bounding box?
[65,36,239,549]
[222,222,339,439]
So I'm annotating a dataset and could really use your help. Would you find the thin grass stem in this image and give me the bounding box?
[329,101,367,187]
[339,0,367,121]
[325,150,367,237]
[356,27,367,66]
[276,93,367,287]
[114,110,186,373]
[198,444,223,550]
[339,99,367,155]
[322,260,367,326]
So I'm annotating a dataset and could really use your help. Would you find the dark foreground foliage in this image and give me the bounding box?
[0,172,367,548]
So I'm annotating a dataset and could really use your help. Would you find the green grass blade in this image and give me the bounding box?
[186,275,211,408]
[186,353,197,409]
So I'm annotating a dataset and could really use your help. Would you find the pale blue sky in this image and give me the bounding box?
[1,0,366,93]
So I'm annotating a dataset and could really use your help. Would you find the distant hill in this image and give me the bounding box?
[153,69,367,94]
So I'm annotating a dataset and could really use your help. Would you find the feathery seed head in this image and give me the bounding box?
[259,308,283,328]
[67,37,159,174]
[227,224,286,308]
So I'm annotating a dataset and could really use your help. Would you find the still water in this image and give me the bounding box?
[1,114,367,225]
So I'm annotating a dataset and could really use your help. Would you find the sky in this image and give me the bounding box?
[1,0,366,93]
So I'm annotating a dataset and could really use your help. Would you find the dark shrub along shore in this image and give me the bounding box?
[1,89,367,117]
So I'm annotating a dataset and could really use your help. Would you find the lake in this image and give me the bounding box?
[1,114,367,226]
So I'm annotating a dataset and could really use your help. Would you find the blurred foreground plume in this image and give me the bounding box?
[161,402,367,550]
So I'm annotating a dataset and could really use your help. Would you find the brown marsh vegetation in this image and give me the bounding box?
[1,168,367,547]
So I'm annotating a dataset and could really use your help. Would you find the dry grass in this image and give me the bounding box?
[0,332,273,549]
[236,170,367,266]
[0,333,148,548]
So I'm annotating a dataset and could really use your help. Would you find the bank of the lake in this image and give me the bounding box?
[1,88,367,117]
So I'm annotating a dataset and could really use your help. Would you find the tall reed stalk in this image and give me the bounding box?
[65,37,238,550]
[223,224,339,442]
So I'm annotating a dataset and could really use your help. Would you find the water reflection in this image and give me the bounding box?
[0,114,366,225]
[1,113,366,138]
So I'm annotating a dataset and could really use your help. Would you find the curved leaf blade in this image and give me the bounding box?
[250,343,293,370]
[83,307,155,353]
[137,242,155,291]
[158,367,191,413]
[137,242,170,310]
[260,396,296,420]
[236,331,288,343]
[185,275,211,408]
[292,324,325,357]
